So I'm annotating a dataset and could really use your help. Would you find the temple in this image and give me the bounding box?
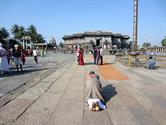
[62,31,130,50]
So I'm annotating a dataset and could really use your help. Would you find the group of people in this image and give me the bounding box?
[0,42,39,75]
[76,45,106,111]
[76,46,103,66]
[92,46,103,65]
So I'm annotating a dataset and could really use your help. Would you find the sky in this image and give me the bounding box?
[0,0,166,46]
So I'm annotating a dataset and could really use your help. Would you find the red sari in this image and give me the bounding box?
[79,51,84,65]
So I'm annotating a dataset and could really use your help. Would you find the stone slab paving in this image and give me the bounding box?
[103,55,166,125]
[15,63,78,125]
[83,59,111,124]
[0,54,166,125]
[48,66,85,125]
[0,53,75,107]
[0,58,75,125]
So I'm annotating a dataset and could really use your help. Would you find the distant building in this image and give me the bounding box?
[62,31,130,50]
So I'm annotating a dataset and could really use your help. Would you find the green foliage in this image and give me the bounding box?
[142,42,151,48]
[27,25,37,42]
[11,24,26,39]
[0,27,10,40]
[10,24,46,43]
[161,37,166,46]
[27,25,46,43]
[36,34,46,43]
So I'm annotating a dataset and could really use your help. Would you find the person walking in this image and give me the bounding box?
[99,46,103,65]
[33,48,38,64]
[96,47,101,65]
[21,49,26,65]
[92,47,97,64]
[76,46,80,64]
[7,48,13,65]
[13,44,23,71]
[0,43,10,74]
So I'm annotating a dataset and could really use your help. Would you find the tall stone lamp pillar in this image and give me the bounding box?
[133,0,138,51]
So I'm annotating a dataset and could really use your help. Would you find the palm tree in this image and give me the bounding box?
[36,33,46,43]
[11,24,20,39]
[0,27,10,40]
[11,24,26,39]
[0,27,10,45]
[27,25,37,43]
[19,26,26,38]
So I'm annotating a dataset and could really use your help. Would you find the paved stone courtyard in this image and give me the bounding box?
[0,53,166,125]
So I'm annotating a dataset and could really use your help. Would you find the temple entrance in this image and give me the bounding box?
[96,39,100,47]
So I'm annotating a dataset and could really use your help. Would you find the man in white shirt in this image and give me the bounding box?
[33,48,38,64]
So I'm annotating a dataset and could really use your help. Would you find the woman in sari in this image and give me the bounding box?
[0,43,10,74]
[78,48,84,65]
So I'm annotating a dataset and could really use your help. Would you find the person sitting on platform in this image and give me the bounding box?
[148,52,156,69]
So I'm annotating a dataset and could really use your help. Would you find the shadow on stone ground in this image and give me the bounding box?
[0,68,49,78]
[102,84,117,103]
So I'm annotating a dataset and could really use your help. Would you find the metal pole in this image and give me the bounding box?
[133,0,138,51]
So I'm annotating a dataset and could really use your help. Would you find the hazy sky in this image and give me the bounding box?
[0,0,166,46]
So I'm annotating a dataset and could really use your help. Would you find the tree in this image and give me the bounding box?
[0,27,10,45]
[142,42,151,48]
[161,37,166,46]
[36,33,46,43]
[27,25,38,43]
[11,24,26,39]
[11,24,19,38]
[0,27,10,40]
[19,26,26,38]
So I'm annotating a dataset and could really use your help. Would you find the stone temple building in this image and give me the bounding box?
[62,31,130,50]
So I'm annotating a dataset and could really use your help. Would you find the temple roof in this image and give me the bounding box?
[63,31,129,40]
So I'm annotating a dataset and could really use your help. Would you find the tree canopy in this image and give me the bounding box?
[0,27,10,44]
[10,24,46,43]
[142,42,151,48]
[161,36,166,46]
[11,24,26,39]
[36,33,46,43]
[0,27,10,40]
